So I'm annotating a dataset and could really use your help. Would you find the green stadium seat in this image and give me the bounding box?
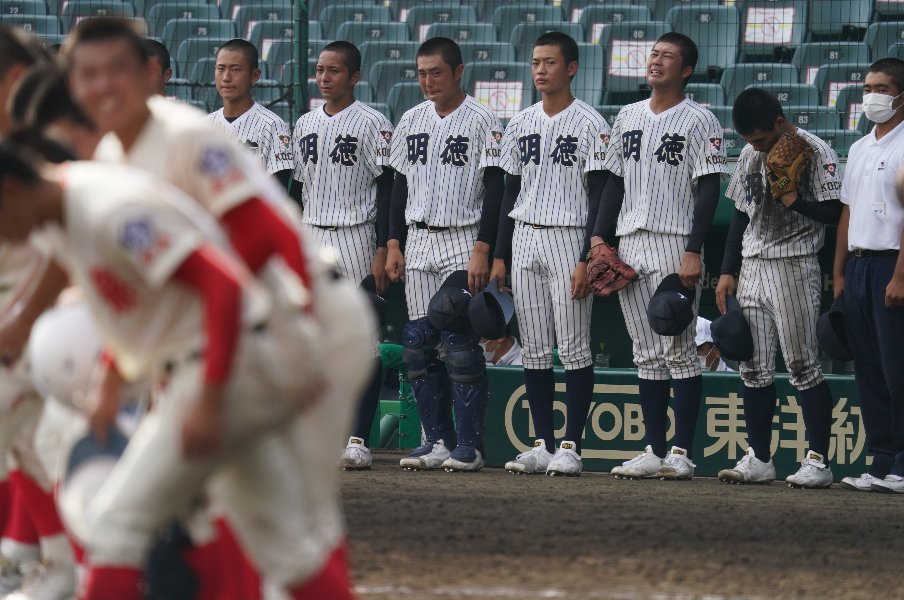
[481,0,550,23]
[654,0,720,22]
[189,56,215,86]
[462,61,535,121]
[721,63,798,104]
[708,105,733,129]
[387,80,426,118]
[369,59,419,102]
[61,0,136,32]
[458,41,517,64]
[890,42,904,61]
[146,3,218,39]
[784,106,840,131]
[218,0,291,21]
[600,21,671,104]
[738,1,808,62]
[808,0,872,41]
[684,83,724,107]
[405,4,476,42]
[360,40,419,76]
[875,0,904,21]
[0,0,47,17]
[321,4,392,40]
[277,58,306,85]
[247,20,296,62]
[235,2,294,40]
[334,21,410,47]
[574,42,605,106]
[162,19,236,53]
[266,38,323,68]
[165,76,194,101]
[387,0,471,22]
[268,100,295,125]
[174,37,231,79]
[812,129,862,156]
[424,22,496,44]
[834,85,864,131]
[580,4,652,45]
[492,4,563,35]
[0,14,60,36]
[813,62,869,107]
[141,0,207,18]
[251,79,284,105]
[722,129,745,157]
[865,22,904,60]
[792,42,870,85]
[668,4,739,82]
[510,21,583,56]
[593,104,621,128]
[311,0,375,22]
[857,111,873,134]
[748,82,819,107]
[562,0,602,24]
[364,101,391,122]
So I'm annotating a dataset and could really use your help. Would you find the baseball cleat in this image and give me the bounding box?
[785,450,833,489]
[611,445,663,480]
[840,472,883,492]
[870,474,904,494]
[504,439,553,474]
[3,560,75,600]
[399,440,450,471]
[656,446,695,480]
[546,441,582,477]
[338,436,372,471]
[717,447,775,485]
[442,447,484,472]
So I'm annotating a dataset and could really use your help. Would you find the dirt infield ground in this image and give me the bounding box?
[341,450,902,600]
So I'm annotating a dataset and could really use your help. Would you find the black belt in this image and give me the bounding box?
[519,221,550,230]
[312,224,339,231]
[413,221,449,233]
[851,249,898,257]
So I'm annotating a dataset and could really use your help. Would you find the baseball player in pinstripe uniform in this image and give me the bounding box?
[207,39,296,192]
[292,41,395,470]
[385,37,506,472]
[716,88,842,488]
[490,32,610,476]
[592,33,728,480]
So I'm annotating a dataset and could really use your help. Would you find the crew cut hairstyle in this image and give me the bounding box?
[145,38,171,71]
[732,87,785,135]
[321,40,361,76]
[416,37,462,71]
[217,38,259,71]
[868,58,904,94]
[62,16,149,64]
[534,31,579,66]
[654,32,698,88]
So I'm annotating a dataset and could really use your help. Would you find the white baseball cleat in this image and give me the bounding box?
[785,450,833,489]
[3,560,75,600]
[546,441,582,477]
[840,472,882,492]
[504,439,553,474]
[870,474,904,494]
[442,449,484,472]
[611,445,663,479]
[656,446,696,480]
[399,440,450,471]
[717,447,776,485]
[338,436,372,471]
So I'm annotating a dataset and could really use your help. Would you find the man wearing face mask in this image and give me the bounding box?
[480,331,523,366]
[695,318,732,373]
[833,58,904,494]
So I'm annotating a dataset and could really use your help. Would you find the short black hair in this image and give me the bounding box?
[533,31,579,66]
[732,88,785,135]
[5,128,78,164]
[868,58,904,95]
[25,66,94,130]
[144,38,170,71]
[0,24,42,76]
[0,139,40,185]
[417,37,462,71]
[63,17,149,65]
[9,64,53,128]
[321,40,361,75]
[654,32,698,88]
[216,38,259,71]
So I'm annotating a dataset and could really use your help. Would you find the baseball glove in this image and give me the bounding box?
[587,242,639,297]
[765,132,812,201]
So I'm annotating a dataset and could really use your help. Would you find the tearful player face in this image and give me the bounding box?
[316,50,359,104]
[531,43,576,96]
[68,36,154,137]
[647,41,692,90]
[416,53,463,107]
[214,48,260,104]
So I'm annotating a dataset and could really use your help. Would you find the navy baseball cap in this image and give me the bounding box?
[427,270,473,333]
[360,274,388,326]
[468,279,515,340]
[817,294,853,361]
[710,295,754,361]
[647,273,695,336]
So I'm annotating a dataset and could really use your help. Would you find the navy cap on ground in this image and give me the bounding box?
[646,273,695,336]
[816,294,853,361]
[711,295,754,362]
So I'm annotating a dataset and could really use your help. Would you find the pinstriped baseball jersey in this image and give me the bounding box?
[207,102,295,175]
[388,96,503,227]
[291,101,393,227]
[602,98,728,237]
[500,99,610,227]
[727,129,841,259]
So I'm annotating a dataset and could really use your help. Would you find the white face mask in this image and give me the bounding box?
[479,341,495,363]
[862,91,904,124]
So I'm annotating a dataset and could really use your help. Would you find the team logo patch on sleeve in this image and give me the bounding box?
[823,162,837,178]
[600,133,611,146]
[491,130,503,145]
[199,146,245,191]
[120,218,171,266]
[709,137,722,152]
[278,133,292,152]
[380,130,392,142]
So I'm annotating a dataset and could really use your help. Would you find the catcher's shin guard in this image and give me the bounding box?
[442,331,489,453]
[403,318,455,447]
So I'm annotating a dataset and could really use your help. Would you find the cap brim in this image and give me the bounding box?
[483,279,515,325]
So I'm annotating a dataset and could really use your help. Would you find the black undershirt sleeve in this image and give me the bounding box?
[275,169,303,205]
[493,174,521,262]
[591,173,624,242]
[581,170,609,261]
[477,166,506,248]
[721,209,750,275]
[685,173,722,254]
[375,167,394,248]
[786,197,843,225]
[388,172,408,245]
